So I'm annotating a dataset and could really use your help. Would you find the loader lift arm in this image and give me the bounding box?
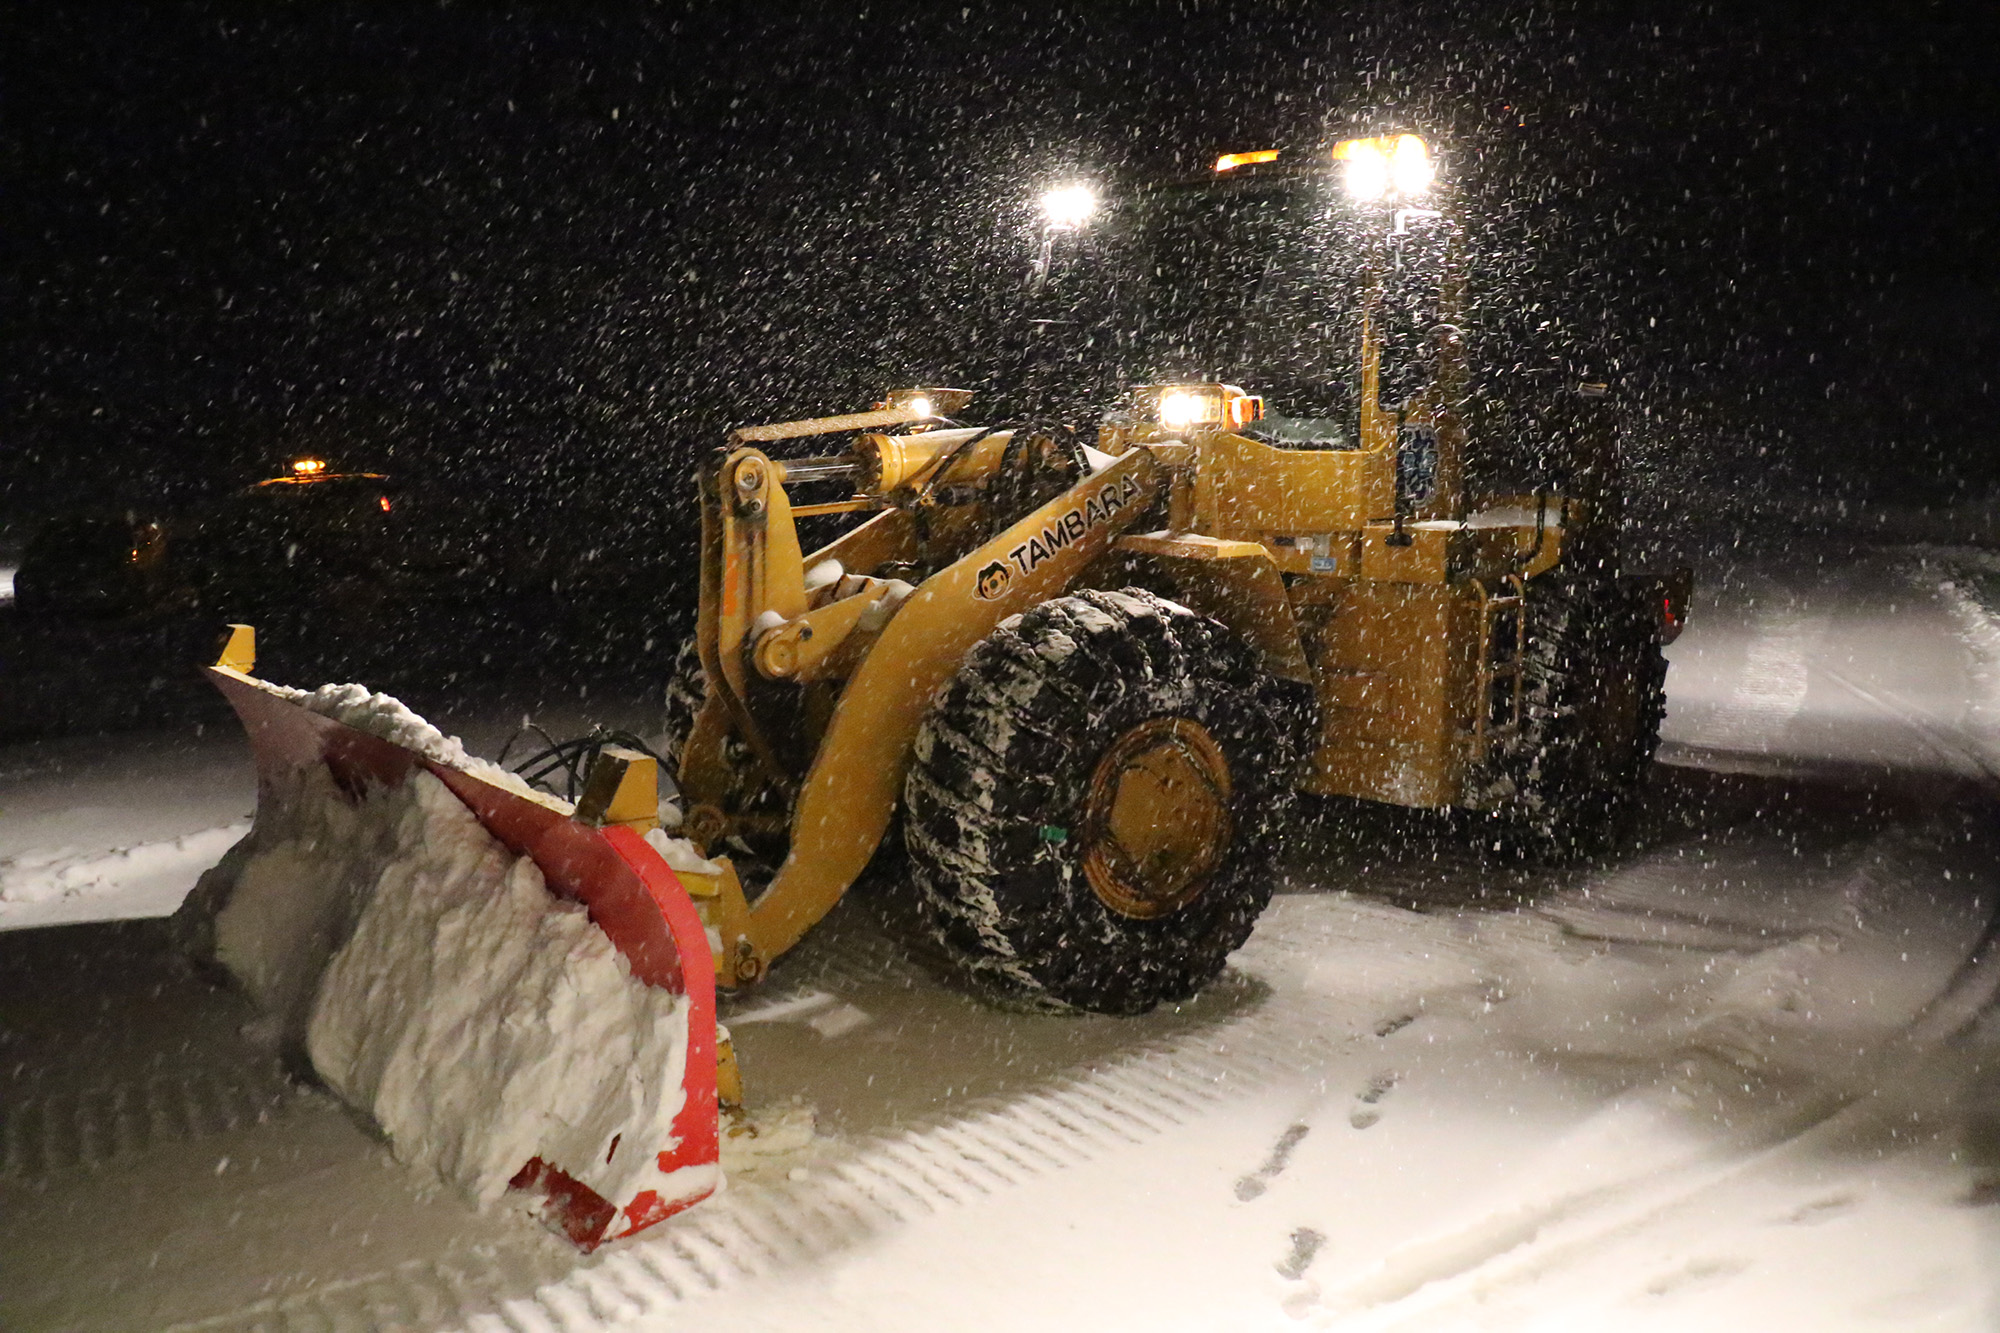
[686,431,1179,986]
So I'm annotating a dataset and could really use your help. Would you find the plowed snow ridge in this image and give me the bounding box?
[0,821,248,925]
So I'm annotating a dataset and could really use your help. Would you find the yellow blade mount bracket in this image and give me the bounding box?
[213,624,257,674]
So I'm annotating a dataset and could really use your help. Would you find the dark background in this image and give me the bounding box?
[4,1,1995,607]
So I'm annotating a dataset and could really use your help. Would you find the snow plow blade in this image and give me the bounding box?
[202,658,719,1250]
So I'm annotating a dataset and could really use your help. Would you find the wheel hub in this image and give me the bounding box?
[1082,717,1233,919]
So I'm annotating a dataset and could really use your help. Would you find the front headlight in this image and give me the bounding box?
[1159,389,1217,430]
[1147,384,1262,432]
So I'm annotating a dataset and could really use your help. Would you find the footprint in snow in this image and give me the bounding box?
[1783,1192,1858,1224]
[1235,1122,1311,1201]
[1350,1072,1398,1129]
[1374,1013,1416,1038]
[1274,1226,1325,1280]
[1642,1256,1748,1299]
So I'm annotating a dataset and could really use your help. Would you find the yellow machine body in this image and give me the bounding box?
[662,160,1664,992]
[675,407,1578,988]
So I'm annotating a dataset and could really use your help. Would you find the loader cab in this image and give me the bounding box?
[1020,136,1458,468]
[1116,171,1366,417]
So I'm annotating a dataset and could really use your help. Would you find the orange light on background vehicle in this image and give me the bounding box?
[378,495,393,514]
[291,458,326,476]
[1214,149,1280,172]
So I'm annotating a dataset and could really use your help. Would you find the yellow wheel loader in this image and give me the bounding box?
[189,131,1689,1244]
[659,134,1688,1014]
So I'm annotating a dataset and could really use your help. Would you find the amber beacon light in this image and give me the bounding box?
[1214,149,1280,172]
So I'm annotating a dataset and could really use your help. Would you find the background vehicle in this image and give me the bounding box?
[175,462,403,616]
[12,509,178,618]
[12,459,402,621]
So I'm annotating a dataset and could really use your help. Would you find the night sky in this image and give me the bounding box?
[5,3,1995,542]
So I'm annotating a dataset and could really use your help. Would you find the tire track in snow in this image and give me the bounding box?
[1291,814,2000,1329]
[165,969,1366,1333]
[1662,578,1827,758]
[0,1060,297,1180]
[1307,1078,1938,1333]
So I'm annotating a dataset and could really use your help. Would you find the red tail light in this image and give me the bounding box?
[378,495,393,514]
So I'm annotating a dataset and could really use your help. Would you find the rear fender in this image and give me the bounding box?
[1622,566,1695,644]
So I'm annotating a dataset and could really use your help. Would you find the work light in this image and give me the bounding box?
[1039,184,1097,230]
[1150,384,1264,432]
[1332,134,1433,202]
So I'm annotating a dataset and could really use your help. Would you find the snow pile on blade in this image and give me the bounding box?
[305,772,698,1210]
[203,763,413,1039]
[646,825,727,876]
[189,681,715,1217]
[278,681,543,797]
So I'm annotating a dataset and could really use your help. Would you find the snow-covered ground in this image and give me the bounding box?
[0,726,256,930]
[3,547,1999,1331]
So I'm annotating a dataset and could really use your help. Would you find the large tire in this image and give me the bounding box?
[657,637,921,930]
[1507,580,1667,856]
[656,636,706,779]
[903,588,1299,1014]
[654,637,791,864]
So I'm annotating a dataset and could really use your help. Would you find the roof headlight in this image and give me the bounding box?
[1333,134,1433,202]
[1039,183,1097,230]
[1389,135,1435,196]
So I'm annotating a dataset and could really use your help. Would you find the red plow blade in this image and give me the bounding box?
[205,665,719,1249]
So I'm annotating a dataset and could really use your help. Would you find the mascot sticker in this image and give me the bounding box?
[975,560,1012,600]
[973,472,1144,601]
